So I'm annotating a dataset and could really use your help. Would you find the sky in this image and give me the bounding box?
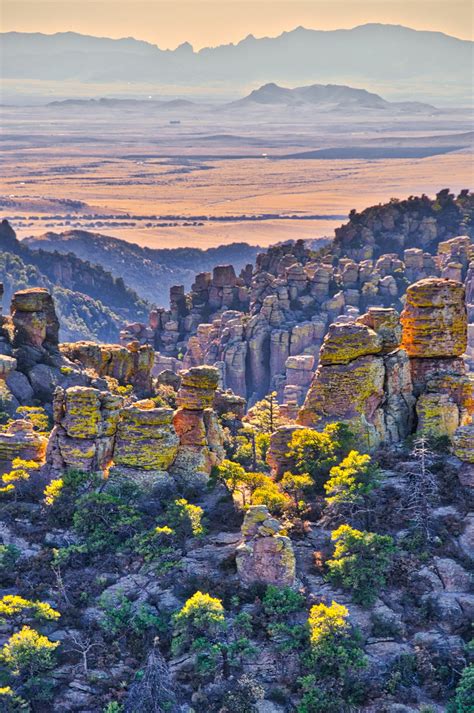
[1,0,473,48]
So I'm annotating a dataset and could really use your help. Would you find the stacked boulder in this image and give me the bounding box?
[0,287,94,407]
[400,278,473,439]
[171,366,225,486]
[297,310,415,448]
[0,420,47,469]
[46,386,123,473]
[45,373,224,486]
[236,505,296,587]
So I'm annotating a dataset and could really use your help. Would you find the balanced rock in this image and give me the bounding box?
[176,366,220,410]
[11,288,59,350]
[319,321,382,365]
[401,278,467,358]
[236,506,296,587]
[0,419,47,468]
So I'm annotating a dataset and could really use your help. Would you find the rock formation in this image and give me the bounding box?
[112,403,179,475]
[170,366,225,486]
[235,505,296,587]
[46,386,123,473]
[44,370,224,487]
[0,287,100,408]
[297,315,415,448]
[401,278,473,439]
[128,227,472,414]
[0,419,48,468]
[60,341,154,396]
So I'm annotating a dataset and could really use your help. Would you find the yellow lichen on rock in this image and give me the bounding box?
[401,278,467,357]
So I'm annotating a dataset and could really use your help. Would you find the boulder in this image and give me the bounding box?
[319,321,382,365]
[236,506,296,587]
[0,419,47,467]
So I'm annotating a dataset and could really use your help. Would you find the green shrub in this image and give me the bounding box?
[73,492,142,552]
[286,423,355,490]
[165,498,204,541]
[99,593,165,639]
[324,450,380,506]
[297,601,366,712]
[326,525,395,605]
[448,663,474,712]
[0,544,20,577]
[281,471,314,513]
[0,595,60,625]
[262,585,305,620]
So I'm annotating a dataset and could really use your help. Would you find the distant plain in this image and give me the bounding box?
[1,100,472,248]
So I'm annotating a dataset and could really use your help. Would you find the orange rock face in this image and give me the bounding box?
[401,278,467,358]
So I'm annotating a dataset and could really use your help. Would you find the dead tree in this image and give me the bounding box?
[125,642,178,713]
[405,437,438,545]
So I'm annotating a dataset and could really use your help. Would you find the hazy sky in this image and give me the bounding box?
[2,0,472,47]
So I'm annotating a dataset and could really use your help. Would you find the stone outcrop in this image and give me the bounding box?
[46,386,123,473]
[401,279,467,358]
[401,278,473,440]
[44,377,224,486]
[111,402,179,482]
[267,425,305,478]
[452,425,474,463]
[0,419,47,468]
[11,288,60,356]
[171,366,225,485]
[60,341,154,395]
[137,229,472,411]
[235,505,296,587]
[0,287,98,406]
[297,316,414,448]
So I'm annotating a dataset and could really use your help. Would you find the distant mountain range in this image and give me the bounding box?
[2,24,472,104]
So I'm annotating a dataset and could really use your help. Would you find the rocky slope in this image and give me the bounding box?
[0,189,472,713]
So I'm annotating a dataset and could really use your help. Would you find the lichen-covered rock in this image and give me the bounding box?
[298,354,385,446]
[452,425,474,463]
[11,287,59,350]
[176,366,220,410]
[46,386,123,473]
[0,419,47,467]
[319,321,382,365]
[401,278,467,357]
[416,393,460,439]
[236,506,296,587]
[113,403,179,471]
[357,307,402,353]
[60,341,154,395]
